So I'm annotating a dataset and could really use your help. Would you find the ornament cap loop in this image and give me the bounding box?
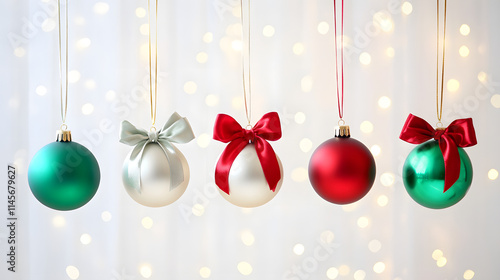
[335,125,350,138]
[56,129,72,142]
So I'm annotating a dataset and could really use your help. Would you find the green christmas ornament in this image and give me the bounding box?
[28,130,100,211]
[28,0,100,211]
[402,140,472,209]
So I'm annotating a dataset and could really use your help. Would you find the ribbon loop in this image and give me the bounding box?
[119,112,195,193]
[213,112,282,194]
[400,114,477,192]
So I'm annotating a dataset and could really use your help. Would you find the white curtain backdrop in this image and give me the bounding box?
[1,0,499,279]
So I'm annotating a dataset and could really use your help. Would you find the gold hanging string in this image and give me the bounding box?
[58,0,69,128]
[148,0,159,128]
[436,0,447,124]
[240,0,252,126]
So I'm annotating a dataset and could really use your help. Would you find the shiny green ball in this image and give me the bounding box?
[403,140,472,209]
[28,141,100,211]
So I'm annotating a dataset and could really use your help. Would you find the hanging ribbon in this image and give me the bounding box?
[120,112,195,193]
[333,0,345,122]
[400,114,477,192]
[213,112,282,195]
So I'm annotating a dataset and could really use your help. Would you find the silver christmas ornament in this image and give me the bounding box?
[219,144,283,208]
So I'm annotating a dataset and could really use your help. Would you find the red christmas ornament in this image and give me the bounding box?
[309,126,376,204]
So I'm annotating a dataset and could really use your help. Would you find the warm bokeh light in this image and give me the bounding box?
[237,262,252,276]
[339,265,350,276]
[205,94,218,106]
[370,145,381,157]
[184,81,198,94]
[301,75,313,92]
[380,173,395,187]
[373,12,394,32]
[447,79,460,92]
[141,217,153,229]
[378,96,392,108]
[101,211,112,222]
[488,169,499,180]
[197,133,211,148]
[359,52,372,65]
[80,234,92,245]
[192,204,205,216]
[477,71,487,82]
[291,168,308,182]
[354,270,366,280]
[52,215,66,228]
[241,231,255,246]
[135,7,146,18]
[300,138,313,153]
[295,112,306,124]
[81,103,94,115]
[293,244,305,255]
[360,121,374,133]
[140,264,152,278]
[368,239,382,253]
[293,42,305,55]
[200,267,211,278]
[460,24,471,36]
[93,2,110,15]
[432,249,444,260]
[490,94,500,108]
[464,269,475,280]
[68,70,81,83]
[318,21,329,35]
[357,216,370,228]
[203,32,213,43]
[327,267,339,279]
[197,52,209,64]
[377,195,389,207]
[459,45,470,57]
[402,2,413,15]
[66,266,80,280]
[373,262,386,273]
[36,85,47,96]
[262,25,275,37]
[437,257,447,267]
[385,47,395,58]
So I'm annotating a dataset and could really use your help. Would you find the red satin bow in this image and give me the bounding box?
[400,114,477,192]
[213,112,282,194]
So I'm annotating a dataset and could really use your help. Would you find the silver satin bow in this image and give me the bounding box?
[119,112,195,193]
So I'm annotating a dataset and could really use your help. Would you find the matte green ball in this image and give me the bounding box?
[28,141,100,211]
[403,140,472,209]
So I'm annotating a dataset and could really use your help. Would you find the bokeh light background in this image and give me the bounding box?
[1,0,500,279]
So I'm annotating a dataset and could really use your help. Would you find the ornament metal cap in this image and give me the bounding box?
[56,130,72,142]
[335,125,351,138]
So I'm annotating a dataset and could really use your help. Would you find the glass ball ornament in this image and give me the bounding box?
[122,142,189,207]
[28,130,100,211]
[309,126,376,204]
[402,140,472,209]
[218,144,283,208]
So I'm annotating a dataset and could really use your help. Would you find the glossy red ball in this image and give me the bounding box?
[309,137,376,204]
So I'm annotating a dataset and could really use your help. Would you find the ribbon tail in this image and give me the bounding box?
[157,140,185,191]
[254,138,281,192]
[215,139,248,194]
[439,136,461,193]
[126,141,149,194]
